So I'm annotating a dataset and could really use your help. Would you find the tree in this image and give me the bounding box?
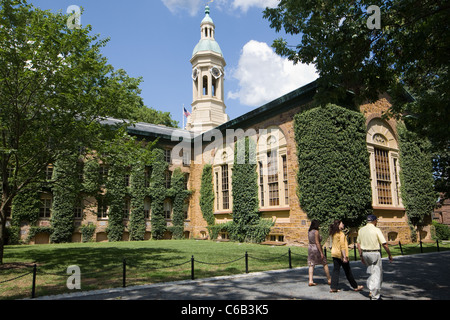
[0,0,142,263]
[149,149,167,240]
[128,164,147,241]
[130,105,179,128]
[169,168,191,240]
[49,153,79,243]
[398,123,438,241]
[230,136,272,243]
[294,104,373,228]
[200,164,215,227]
[264,0,449,195]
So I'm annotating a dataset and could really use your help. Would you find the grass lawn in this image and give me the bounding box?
[1,239,449,300]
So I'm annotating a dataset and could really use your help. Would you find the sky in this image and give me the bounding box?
[29,0,318,127]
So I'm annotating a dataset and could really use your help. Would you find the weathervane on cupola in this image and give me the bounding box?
[185,0,229,133]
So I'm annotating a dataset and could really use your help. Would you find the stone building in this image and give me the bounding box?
[434,195,450,227]
[14,6,428,245]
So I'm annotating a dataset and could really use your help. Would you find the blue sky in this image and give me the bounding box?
[29,0,318,127]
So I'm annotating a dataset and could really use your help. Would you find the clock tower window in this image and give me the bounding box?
[212,77,217,97]
[203,75,209,96]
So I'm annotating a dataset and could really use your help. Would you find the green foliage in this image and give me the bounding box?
[130,106,179,128]
[50,154,79,243]
[398,123,438,229]
[150,149,168,240]
[294,104,372,228]
[105,164,126,242]
[230,137,272,243]
[80,224,96,243]
[0,0,147,262]
[207,219,273,243]
[27,226,53,243]
[207,223,230,241]
[82,159,101,195]
[5,226,20,245]
[263,0,449,196]
[431,221,450,241]
[128,164,147,241]
[10,184,41,227]
[200,164,215,227]
[169,168,190,240]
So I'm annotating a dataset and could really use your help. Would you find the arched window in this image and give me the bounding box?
[367,119,402,207]
[257,126,289,208]
[203,75,208,96]
[213,145,233,212]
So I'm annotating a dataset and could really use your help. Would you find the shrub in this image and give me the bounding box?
[200,164,215,227]
[432,221,450,240]
[80,224,96,242]
[150,148,168,240]
[398,123,438,232]
[294,104,372,228]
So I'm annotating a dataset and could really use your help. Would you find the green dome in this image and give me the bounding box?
[192,39,223,57]
[192,6,222,57]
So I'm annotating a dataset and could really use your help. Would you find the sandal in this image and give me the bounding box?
[308,283,318,286]
[354,285,364,292]
[329,289,340,293]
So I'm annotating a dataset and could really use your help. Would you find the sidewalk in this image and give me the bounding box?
[34,251,450,300]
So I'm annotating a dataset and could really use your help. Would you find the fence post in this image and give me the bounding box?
[122,259,126,288]
[31,264,37,299]
[399,241,404,255]
[191,255,195,280]
[245,252,249,273]
[437,239,440,252]
[288,249,292,269]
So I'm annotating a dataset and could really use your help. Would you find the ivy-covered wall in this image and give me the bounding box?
[50,154,79,243]
[200,164,215,227]
[230,137,273,243]
[398,123,438,240]
[149,148,168,240]
[169,168,191,239]
[294,104,373,228]
[128,164,147,241]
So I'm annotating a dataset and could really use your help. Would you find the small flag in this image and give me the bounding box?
[184,107,191,117]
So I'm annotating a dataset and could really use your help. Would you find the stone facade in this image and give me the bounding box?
[19,86,426,246]
[15,7,430,247]
[434,195,450,227]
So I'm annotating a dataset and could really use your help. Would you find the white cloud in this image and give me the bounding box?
[161,0,204,16]
[231,0,279,13]
[228,40,319,107]
[161,0,279,16]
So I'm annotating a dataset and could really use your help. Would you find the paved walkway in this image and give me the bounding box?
[35,251,450,301]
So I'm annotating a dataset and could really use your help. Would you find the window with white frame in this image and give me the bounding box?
[97,197,108,219]
[164,199,172,220]
[39,194,52,218]
[213,148,233,212]
[257,127,289,209]
[73,199,83,219]
[366,119,402,207]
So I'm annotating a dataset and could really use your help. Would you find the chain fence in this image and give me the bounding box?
[1,240,447,299]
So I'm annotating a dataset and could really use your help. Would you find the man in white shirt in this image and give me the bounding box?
[357,215,393,300]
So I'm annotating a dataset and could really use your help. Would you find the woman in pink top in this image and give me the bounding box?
[307,220,331,286]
